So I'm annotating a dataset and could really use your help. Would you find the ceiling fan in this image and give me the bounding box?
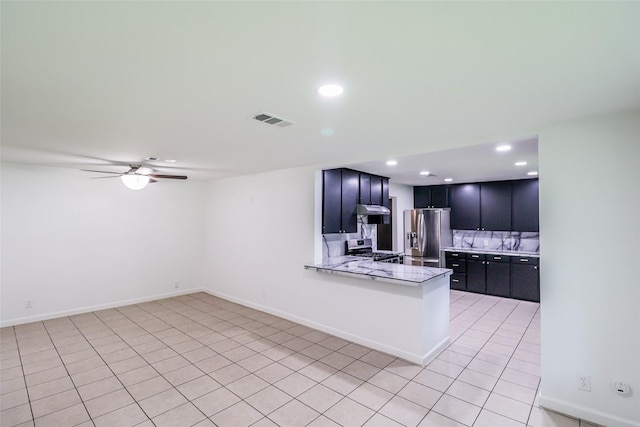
[82,164,187,190]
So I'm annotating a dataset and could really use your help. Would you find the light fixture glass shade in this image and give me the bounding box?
[120,174,150,190]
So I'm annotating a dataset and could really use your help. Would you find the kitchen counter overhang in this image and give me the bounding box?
[304,256,452,365]
[304,256,451,286]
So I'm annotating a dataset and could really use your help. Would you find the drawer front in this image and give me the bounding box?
[450,273,466,290]
[445,258,466,273]
[446,252,466,259]
[467,253,486,261]
[487,254,511,263]
[511,256,539,266]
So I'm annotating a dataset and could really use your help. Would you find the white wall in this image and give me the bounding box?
[389,181,414,252]
[538,108,640,427]
[0,163,206,326]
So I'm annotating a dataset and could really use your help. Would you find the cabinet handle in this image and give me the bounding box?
[471,255,479,258]
[452,263,459,267]
[494,256,501,260]
[452,279,459,283]
[534,266,538,270]
[520,258,529,262]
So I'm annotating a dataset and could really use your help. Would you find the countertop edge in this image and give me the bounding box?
[442,247,540,258]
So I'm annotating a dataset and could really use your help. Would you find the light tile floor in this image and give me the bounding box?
[1,290,601,427]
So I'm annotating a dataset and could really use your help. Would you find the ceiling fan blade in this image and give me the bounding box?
[149,174,188,180]
[90,175,121,179]
[81,169,123,174]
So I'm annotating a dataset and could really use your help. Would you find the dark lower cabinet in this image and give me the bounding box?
[466,255,486,294]
[511,257,540,302]
[446,254,467,291]
[445,251,539,302]
[486,255,511,297]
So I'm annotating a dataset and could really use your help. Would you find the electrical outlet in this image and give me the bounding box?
[25,300,33,309]
[577,375,592,392]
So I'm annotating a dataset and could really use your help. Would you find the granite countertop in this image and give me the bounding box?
[442,247,540,258]
[304,256,451,286]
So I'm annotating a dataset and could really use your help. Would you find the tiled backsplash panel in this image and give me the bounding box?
[322,223,377,258]
[453,230,539,253]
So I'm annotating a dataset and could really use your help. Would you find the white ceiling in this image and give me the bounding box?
[2,2,639,182]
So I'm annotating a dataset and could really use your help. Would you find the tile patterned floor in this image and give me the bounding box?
[1,290,600,427]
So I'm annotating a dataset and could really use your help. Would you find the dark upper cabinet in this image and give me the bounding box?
[341,169,360,233]
[359,174,371,204]
[414,185,449,208]
[512,179,539,232]
[381,178,390,224]
[370,176,383,206]
[450,184,481,230]
[322,169,343,234]
[414,186,431,208]
[431,185,449,208]
[480,181,512,231]
[322,168,358,234]
[323,168,390,234]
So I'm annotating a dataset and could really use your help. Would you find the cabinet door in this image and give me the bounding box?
[341,169,360,233]
[466,259,486,293]
[511,263,540,302]
[322,169,342,234]
[486,260,510,297]
[512,179,539,232]
[430,185,449,208]
[359,174,371,204]
[370,176,383,206]
[450,183,480,230]
[414,186,431,208]
[480,181,512,231]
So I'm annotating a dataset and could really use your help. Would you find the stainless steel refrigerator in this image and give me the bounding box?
[404,208,452,268]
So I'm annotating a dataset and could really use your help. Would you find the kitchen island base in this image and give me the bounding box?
[304,259,452,365]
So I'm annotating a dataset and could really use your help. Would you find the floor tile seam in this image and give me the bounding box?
[476,304,541,427]
[24,324,94,425]
[56,313,183,425]
[480,403,533,425]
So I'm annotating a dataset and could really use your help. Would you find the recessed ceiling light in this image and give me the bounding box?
[164,159,177,163]
[444,178,453,182]
[496,145,512,152]
[528,171,538,176]
[386,160,397,166]
[419,171,431,176]
[317,84,344,97]
[515,161,527,166]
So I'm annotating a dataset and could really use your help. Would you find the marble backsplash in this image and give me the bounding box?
[322,221,377,258]
[453,230,539,253]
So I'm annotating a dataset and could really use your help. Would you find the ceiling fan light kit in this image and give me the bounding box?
[82,164,187,190]
[120,173,150,190]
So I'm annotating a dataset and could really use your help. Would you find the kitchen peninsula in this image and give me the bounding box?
[304,257,452,365]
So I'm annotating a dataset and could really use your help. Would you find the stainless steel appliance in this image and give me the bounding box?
[345,238,403,263]
[404,208,452,268]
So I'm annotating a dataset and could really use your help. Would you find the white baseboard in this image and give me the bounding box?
[539,394,640,427]
[0,288,202,328]
[203,289,445,365]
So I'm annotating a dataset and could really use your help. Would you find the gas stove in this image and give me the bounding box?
[345,238,403,263]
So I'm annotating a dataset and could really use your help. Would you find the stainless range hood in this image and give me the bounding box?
[357,204,391,216]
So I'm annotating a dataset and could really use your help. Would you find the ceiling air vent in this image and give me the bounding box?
[252,112,295,128]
